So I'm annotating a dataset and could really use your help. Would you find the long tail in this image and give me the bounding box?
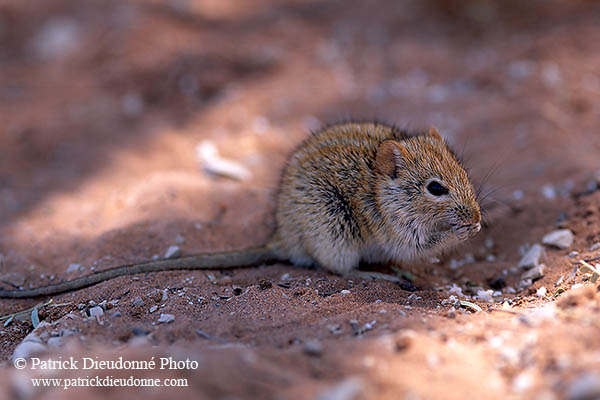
[0,246,277,298]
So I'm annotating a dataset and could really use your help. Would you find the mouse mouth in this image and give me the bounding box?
[452,222,481,241]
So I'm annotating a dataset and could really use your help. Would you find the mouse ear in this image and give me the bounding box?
[428,127,443,141]
[376,140,409,178]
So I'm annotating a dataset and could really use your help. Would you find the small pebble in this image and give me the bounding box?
[157,313,175,324]
[522,264,545,281]
[88,306,104,318]
[196,141,251,181]
[512,190,524,200]
[66,263,82,273]
[132,328,150,336]
[132,297,145,307]
[326,324,342,335]
[149,305,158,313]
[536,287,547,298]
[590,242,600,251]
[164,246,181,259]
[303,340,323,357]
[340,289,351,296]
[518,244,544,270]
[476,289,494,302]
[541,184,557,200]
[512,371,534,393]
[542,229,574,249]
[567,373,600,400]
[520,279,533,289]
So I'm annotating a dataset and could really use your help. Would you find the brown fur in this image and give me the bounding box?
[272,121,481,273]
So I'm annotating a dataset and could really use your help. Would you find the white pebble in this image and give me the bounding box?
[157,313,175,324]
[512,190,524,200]
[541,184,557,199]
[542,229,574,249]
[88,306,104,318]
[132,297,145,307]
[518,244,544,270]
[512,371,534,393]
[66,263,82,273]
[164,246,181,259]
[536,287,547,298]
[31,17,80,61]
[522,264,545,281]
[476,289,494,302]
[196,141,250,181]
[149,305,158,313]
[567,374,600,400]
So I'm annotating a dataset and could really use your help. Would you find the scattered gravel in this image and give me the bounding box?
[542,229,574,249]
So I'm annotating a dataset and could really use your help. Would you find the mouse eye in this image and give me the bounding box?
[426,180,449,196]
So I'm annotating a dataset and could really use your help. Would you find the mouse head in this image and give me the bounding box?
[375,128,481,258]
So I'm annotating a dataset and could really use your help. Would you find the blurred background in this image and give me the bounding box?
[2,3,600,397]
[1,0,600,271]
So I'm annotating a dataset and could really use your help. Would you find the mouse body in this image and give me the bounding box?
[0,121,481,298]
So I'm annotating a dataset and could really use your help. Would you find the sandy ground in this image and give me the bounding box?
[1,0,600,399]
